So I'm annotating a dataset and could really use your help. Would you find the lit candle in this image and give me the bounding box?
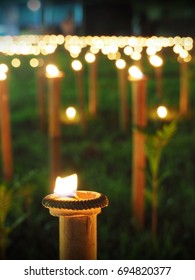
[149,54,163,100]
[45,64,64,138]
[71,60,87,131]
[60,106,79,125]
[85,52,98,117]
[179,58,189,115]
[115,59,128,131]
[42,174,108,260]
[128,65,144,80]
[128,66,147,229]
[54,174,77,197]
[157,105,168,119]
[65,106,77,121]
[46,64,62,78]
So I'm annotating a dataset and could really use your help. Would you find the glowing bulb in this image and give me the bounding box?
[128,65,143,79]
[157,106,168,119]
[54,174,78,197]
[65,107,76,120]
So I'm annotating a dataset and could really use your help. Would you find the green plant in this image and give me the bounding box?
[145,121,177,237]
[0,178,34,259]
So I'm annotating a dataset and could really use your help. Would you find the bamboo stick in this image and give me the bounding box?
[0,77,13,181]
[130,74,147,229]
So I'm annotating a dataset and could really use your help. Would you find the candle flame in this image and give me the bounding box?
[0,72,7,81]
[149,54,163,67]
[65,106,76,120]
[128,65,143,79]
[157,105,168,119]
[115,59,126,69]
[54,174,78,197]
[71,60,82,71]
[85,52,96,63]
[46,64,60,78]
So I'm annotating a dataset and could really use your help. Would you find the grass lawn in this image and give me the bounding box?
[1,46,195,260]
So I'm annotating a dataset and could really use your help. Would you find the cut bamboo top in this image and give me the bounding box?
[42,191,108,217]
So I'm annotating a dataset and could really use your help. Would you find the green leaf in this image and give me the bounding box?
[0,186,13,226]
[10,213,29,231]
[158,170,171,185]
[145,189,153,202]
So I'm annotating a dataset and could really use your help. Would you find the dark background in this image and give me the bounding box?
[1,0,195,36]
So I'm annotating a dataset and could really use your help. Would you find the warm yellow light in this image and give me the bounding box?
[65,107,76,120]
[157,106,168,119]
[90,46,99,54]
[85,52,96,63]
[173,44,183,54]
[108,44,118,54]
[179,49,188,59]
[44,44,57,54]
[149,54,163,67]
[11,58,21,67]
[146,46,157,56]
[183,37,193,51]
[115,59,126,69]
[46,64,60,77]
[56,34,65,45]
[71,60,82,71]
[131,51,141,61]
[101,45,109,55]
[69,45,81,57]
[128,65,143,79]
[128,36,138,46]
[0,64,8,73]
[54,174,78,197]
[0,72,7,81]
[107,52,120,60]
[124,46,133,56]
[183,54,192,62]
[30,58,39,67]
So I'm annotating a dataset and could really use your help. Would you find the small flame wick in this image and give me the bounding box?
[65,193,79,199]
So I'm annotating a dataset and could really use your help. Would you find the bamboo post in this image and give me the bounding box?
[0,71,13,181]
[71,60,87,132]
[128,66,147,229]
[115,59,128,131]
[37,68,47,132]
[45,64,64,138]
[59,212,99,260]
[42,175,108,260]
[85,52,98,117]
[149,55,163,100]
[179,60,189,115]
[155,66,163,100]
